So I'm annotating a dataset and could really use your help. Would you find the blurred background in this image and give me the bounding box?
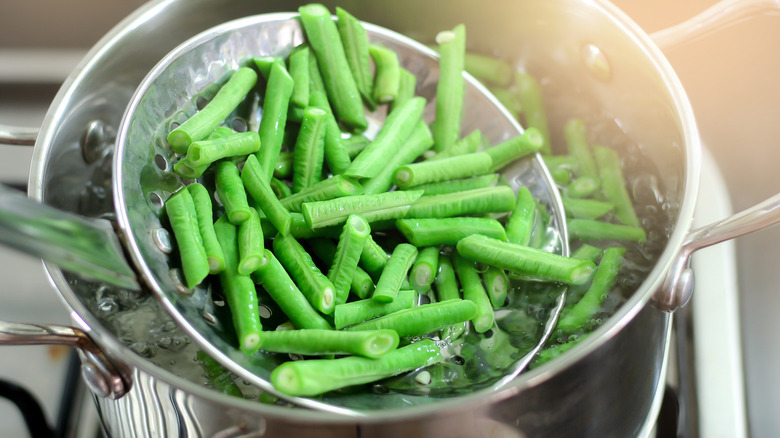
[1,1,779,436]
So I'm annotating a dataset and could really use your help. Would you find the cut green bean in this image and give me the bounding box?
[280,175,362,213]
[344,96,426,179]
[287,44,311,114]
[334,290,417,330]
[273,152,293,179]
[252,249,332,330]
[269,212,341,240]
[165,189,209,288]
[336,6,375,109]
[299,3,367,131]
[393,152,493,190]
[168,67,257,153]
[372,243,418,303]
[562,196,615,220]
[566,176,600,199]
[307,49,326,94]
[308,238,375,299]
[484,127,545,171]
[487,87,522,119]
[344,134,371,159]
[432,24,466,152]
[187,183,225,274]
[253,55,281,79]
[347,299,477,338]
[260,328,398,358]
[409,174,499,197]
[196,350,243,397]
[327,214,371,305]
[362,121,434,195]
[369,43,400,103]
[270,177,293,199]
[434,254,460,302]
[409,246,439,293]
[567,219,646,243]
[396,217,506,247]
[302,190,424,229]
[457,234,596,285]
[515,72,551,155]
[213,216,263,354]
[571,244,604,262]
[174,127,236,178]
[404,186,516,218]
[237,209,264,275]
[557,247,625,334]
[453,253,494,333]
[464,52,513,86]
[505,186,536,246]
[594,145,640,227]
[428,129,483,161]
[273,233,336,315]
[309,90,351,176]
[241,155,292,236]
[214,160,252,225]
[360,235,389,278]
[482,266,508,307]
[563,118,600,181]
[256,59,294,181]
[271,339,441,396]
[186,131,260,168]
[390,68,417,112]
[292,107,328,193]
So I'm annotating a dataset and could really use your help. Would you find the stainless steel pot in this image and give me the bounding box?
[2,0,780,436]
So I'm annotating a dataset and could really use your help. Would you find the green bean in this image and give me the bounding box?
[361,121,434,195]
[434,254,460,302]
[270,339,441,396]
[432,24,466,152]
[390,68,417,112]
[253,55,281,79]
[562,196,615,220]
[571,244,603,262]
[565,176,600,199]
[214,160,252,225]
[456,234,596,285]
[563,118,600,182]
[327,215,371,305]
[409,246,439,293]
[334,290,417,330]
[515,72,551,155]
[409,174,499,197]
[344,96,426,179]
[252,249,331,330]
[533,337,584,366]
[335,6,375,109]
[268,212,341,240]
[272,233,336,315]
[372,243,418,303]
[308,238,375,299]
[302,190,424,229]
[213,216,263,354]
[344,134,371,159]
[241,155,292,236]
[396,217,506,247]
[186,183,225,274]
[261,328,398,358]
[594,145,640,227]
[464,52,513,86]
[196,350,243,397]
[505,186,536,246]
[174,126,237,178]
[292,107,328,193]
[404,186,516,219]
[565,245,604,308]
[280,175,362,213]
[256,59,294,181]
[369,43,400,103]
[543,154,578,175]
[165,188,210,288]
[307,49,326,94]
[485,127,545,171]
[346,299,477,338]
[309,90,351,176]
[186,131,260,168]
[273,152,293,179]
[428,129,483,161]
[299,3,367,132]
[360,234,388,279]
[453,253,494,333]
[482,267,508,307]
[487,87,522,119]
[168,67,257,153]
[567,219,646,243]
[393,152,493,190]
[270,177,293,199]
[557,247,625,334]
[287,45,311,115]
[237,208,264,276]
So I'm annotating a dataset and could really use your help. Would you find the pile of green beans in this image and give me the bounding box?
[163,3,647,400]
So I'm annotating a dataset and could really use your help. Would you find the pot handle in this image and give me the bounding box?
[0,124,37,146]
[0,320,130,399]
[0,184,140,291]
[650,0,780,50]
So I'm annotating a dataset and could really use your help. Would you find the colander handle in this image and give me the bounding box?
[0,184,140,291]
[0,125,37,146]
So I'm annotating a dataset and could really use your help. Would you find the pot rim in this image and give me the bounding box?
[28,0,701,424]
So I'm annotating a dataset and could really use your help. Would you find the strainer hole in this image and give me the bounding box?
[154,154,168,171]
[258,305,272,319]
[169,268,191,294]
[203,312,218,326]
[149,192,164,209]
[196,96,209,110]
[231,118,248,132]
[153,228,172,253]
